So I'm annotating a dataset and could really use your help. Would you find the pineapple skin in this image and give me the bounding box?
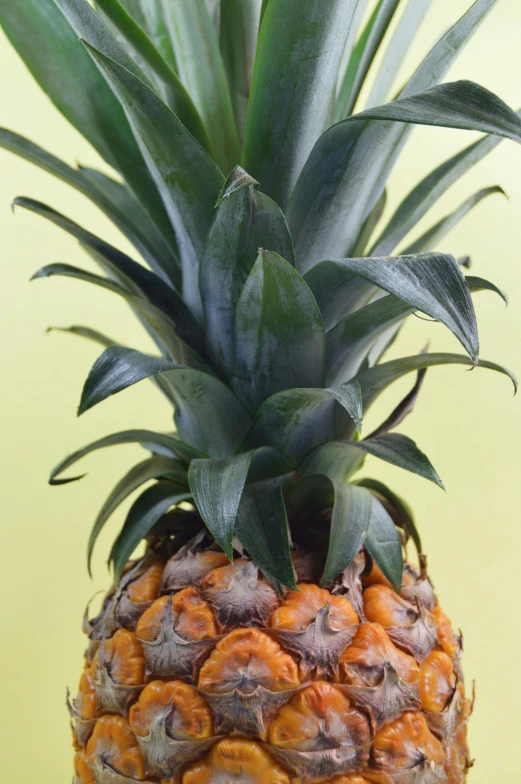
[71,542,471,784]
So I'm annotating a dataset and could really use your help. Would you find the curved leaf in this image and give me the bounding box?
[370,115,520,256]
[356,477,422,555]
[88,455,187,573]
[161,0,240,172]
[220,0,262,146]
[249,383,362,464]
[13,198,202,351]
[335,0,401,120]
[321,253,479,361]
[402,185,506,254]
[111,481,192,581]
[350,433,443,488]
[47,325,116,349]
[0,129,180,286]
[233,251,325,412]
[83,41,224,319]
[200,167,294,376]
[288,0,503,269]
[243,0,359,209]
[352,188,387,257]
[298,440,366,483]
[94,0,212,154]
[50,429,200,484]
[234,476,296,589]
[321,482,370,586]
[365,0,434,110]
[0,0,174,240]
[355,352,517,410]
[364,494,403,590]
[189,448,276,559]
[366,369,427,438]
[33,262,203,367]
[79,347,253,457]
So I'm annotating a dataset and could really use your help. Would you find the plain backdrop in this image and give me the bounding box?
[1,1,520,780]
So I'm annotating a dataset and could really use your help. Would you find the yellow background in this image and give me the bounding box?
[1,1,520,780]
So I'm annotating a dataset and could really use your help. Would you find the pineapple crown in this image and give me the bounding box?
[1,0,518,591]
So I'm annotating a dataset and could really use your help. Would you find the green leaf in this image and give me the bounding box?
[233,251,325,412]
[234,477,296,589]
[47,325,116,349]
[364,494,403,590]
[249,382,362,464]
[83,41,224,319]
[94,0,212,154]
[161,0,240,172]
[111,481,192,581]
[243,0,359,209]
[50,429,200,485]
[365,0,434,110]
[356,477,422,555]
[288,0,503,269]
[355,352,517,411]
[13,197,195,339]
[136,0,178,71]
[0,129,181,287]
[88,456,187,574]
[335,0,401,120]
[365,369,427,438]
[349,433,443,488]
[370,114,520,256]
[200,167,295,377]
[220,0,262,146]
[0,0,174,241]
[401,186,506,254]
[320,253,479,362]
[466,275,508,305]
[321,482,371,586]
[32,263,203,366]
[189,449,268,559]
[79,347,253,457]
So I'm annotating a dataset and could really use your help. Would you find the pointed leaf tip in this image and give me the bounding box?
[216,166,260,206]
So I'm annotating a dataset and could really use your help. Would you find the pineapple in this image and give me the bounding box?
[1,0,519,782]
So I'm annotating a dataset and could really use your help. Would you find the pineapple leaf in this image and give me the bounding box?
[335,0,401,121]
[348,433,444,488]
[370,116,520,256]
[219,0,262,146]
[364,494,404,590]
[289,0,503,268]
[356,477,422,555]
[243,0,360,210]
[466,276,508,305]
[0,0,175,243]
[111,481,192,582]
[160,0,240,172]
[355,352,517,411]
[47,325,116,350]
[234,476,297,590]
[32,263,204,367]
[94,0,212,154]
[366,369,427,439]
[83,41,224,319]
[13,198,192,331]
[189,448,279,559]
[321,482,372,586]
[0,129,181,287]
[233,251,325,413]
[365,0,434,110]
[88,456,188,575]
[200,167,295,377]
[298,433,443,488]
[79,347,253,457]
[249,383,363,464]
[50,430,200,485]
[128,0,178,72]
[316,253,479,363]
[402,185,506,254]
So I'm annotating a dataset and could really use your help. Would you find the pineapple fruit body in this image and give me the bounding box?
[72,544,471,784]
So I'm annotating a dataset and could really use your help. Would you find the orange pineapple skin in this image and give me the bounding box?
[71,547,472,784]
